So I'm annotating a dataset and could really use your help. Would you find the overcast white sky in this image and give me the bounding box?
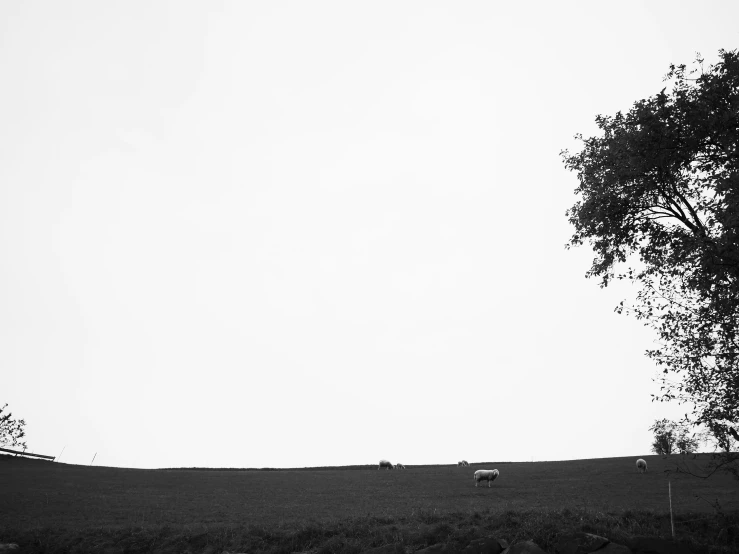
[2,1,738,469]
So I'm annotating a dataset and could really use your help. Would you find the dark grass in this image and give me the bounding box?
[1,454,737,553]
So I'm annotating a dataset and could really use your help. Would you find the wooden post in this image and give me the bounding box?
[90,452,97,466]
[669,481,675,539]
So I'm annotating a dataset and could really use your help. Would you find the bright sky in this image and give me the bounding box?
[2,1,738,469]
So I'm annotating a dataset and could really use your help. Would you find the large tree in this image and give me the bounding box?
[561,50,739,442]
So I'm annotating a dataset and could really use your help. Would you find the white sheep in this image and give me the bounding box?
[636,458,648,473]
[393,463,406,470]
[458,460,470,467]
[378,459,393,470]
[474,469,499,487]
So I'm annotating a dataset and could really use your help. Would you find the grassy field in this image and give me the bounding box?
[1,453,737,553]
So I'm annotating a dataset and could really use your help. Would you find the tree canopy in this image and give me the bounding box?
[562,50,739,439]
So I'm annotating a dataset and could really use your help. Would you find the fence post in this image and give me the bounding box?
[669,481,675,539]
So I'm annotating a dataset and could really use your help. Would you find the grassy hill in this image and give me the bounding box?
[1,453,737,553]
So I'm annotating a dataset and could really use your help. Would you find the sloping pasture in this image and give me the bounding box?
[1,454,735,531]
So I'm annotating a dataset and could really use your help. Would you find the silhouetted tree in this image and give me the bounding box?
[650,418,678,456]
[0,403,26,450]
[708,420,737,454]
[562,49,739,443]
[676,425,700,455]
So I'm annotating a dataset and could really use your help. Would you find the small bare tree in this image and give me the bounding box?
[0,403,26,450]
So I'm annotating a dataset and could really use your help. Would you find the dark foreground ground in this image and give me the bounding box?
[1,454,737,553]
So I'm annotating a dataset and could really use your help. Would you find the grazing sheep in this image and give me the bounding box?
[636,458,648,473]
[458,460,470,467]
[396,463,406,469]
[474,469,499,487]
[378,459,393,470]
